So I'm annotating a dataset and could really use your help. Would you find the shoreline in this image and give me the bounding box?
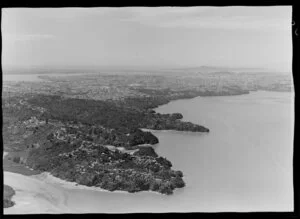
[1,91,260,187]
[151,90,294,111]
[2,90,280,178]
[3,90,293,213]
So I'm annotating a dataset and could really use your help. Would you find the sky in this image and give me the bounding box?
[1,6,292,72]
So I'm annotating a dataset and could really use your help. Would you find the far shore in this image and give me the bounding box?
[141,128,210,135]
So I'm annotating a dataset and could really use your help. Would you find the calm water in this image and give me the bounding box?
[63,90,294,212]
[154,91,294,212]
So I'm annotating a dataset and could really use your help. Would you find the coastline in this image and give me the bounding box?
[1,90,256,202]
[3,90,293,213]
